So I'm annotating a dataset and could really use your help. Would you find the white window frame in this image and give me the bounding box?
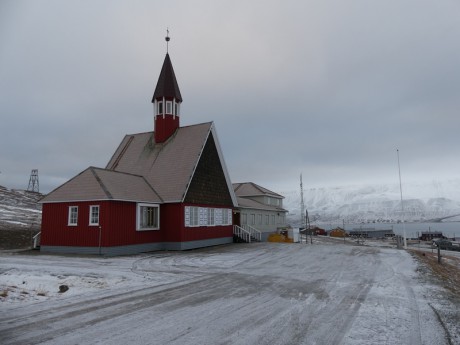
[265,215,270,225]
[258,214,262,225]
[250,214,255,225]
[166,101,172,114]
[186,206,200,227]
[242,213,247,225]
[157,101,163,115]
[185,207,231,227]
[208,208,215,226]
[199,207,207,226]
[136,203,160,231]
[226,209,232,225]
[222,209,228,225]
[68,206,78,226]
[215,208,222,225]
[89,205,99,226]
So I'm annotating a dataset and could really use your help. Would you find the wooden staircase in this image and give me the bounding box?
[233,225,262,243]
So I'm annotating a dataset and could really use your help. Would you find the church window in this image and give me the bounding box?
[68,206,78,226]
[137,203,160,230]
[89,205,99,226]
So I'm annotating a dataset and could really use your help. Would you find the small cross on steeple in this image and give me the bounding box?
[165,28,170,53]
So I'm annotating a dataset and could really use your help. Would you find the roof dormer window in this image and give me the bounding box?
[166,101,172,114]
[157,101,163,115]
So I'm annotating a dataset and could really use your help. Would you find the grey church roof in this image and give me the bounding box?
[41,122,237,206]
[40,167,162,203]
[106,122,209,202]
[106,122,236,205]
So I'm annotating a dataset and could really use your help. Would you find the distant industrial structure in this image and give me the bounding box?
[27,169,39,193]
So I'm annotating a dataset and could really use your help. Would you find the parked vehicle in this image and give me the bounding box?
[434,239,452,249]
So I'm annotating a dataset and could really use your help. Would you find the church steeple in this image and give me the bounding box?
[152,32,182,143]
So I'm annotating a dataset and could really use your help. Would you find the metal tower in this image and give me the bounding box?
[27,169,39,193]
[300,173,306,228]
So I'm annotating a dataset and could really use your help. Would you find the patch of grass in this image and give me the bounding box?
[411,250,460,297]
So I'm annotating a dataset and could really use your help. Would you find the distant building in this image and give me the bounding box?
[419,231,443,241]
[233,182,288,241]
[329,227,347,238]
[349,228,394,239]
[312,226,327,236]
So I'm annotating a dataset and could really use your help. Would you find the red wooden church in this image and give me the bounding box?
[40,42,237,255]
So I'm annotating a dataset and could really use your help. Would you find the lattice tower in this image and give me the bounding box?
[27,169,39,193]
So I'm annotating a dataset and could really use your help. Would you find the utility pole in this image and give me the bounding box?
[396,149,407,249]
[300,173,305,229]
[306,209,312,244]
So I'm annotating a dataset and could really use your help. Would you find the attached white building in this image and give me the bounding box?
[233,182,288,241]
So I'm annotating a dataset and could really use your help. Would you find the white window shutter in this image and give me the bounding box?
[185,206,190,227]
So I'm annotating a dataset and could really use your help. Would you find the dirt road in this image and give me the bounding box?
[0,240,452,344]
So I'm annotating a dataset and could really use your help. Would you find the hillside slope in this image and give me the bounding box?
[0,185,42,231]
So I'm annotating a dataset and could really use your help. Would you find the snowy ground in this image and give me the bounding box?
[0,238,457,345]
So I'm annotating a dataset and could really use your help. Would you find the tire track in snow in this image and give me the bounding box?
[0,275,216,345]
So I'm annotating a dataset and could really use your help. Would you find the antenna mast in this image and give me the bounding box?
[300,173,306,228]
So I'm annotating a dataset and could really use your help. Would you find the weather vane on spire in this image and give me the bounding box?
[165,28,170,53]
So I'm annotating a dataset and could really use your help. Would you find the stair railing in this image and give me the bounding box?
[33,232,41,249]
[243,225,262,242]
[233,225,251,243]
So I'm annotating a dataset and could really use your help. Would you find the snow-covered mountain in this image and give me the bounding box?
[2,179,460,231]
[0,186,42,231]
[282,179,460,226]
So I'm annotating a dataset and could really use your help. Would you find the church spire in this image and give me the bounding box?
[152,31,182,143]
[151,53,182,103]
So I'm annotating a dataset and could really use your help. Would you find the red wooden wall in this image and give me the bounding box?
[41,201,233,248]
[155,115,179,143]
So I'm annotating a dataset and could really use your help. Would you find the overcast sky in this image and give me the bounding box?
[1,0,459,195]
